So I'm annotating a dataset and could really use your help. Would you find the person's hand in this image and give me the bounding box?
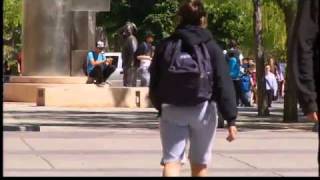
[105,58,113,65]
[226,126,237,142]
[307,112,318,122]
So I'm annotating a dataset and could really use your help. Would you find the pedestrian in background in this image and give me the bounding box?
[265,65,278,108]
[135,31,155,87]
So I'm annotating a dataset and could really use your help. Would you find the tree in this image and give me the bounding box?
[3,0,22,48]
[253,0,269,116]
[274,0,298,122]
[204,0,254,53]
[143,0,180,41]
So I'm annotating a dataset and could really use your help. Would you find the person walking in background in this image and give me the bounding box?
[268,57,283,100]
[149,0,237,177]
[275,61,285,100]
[228,51,242,106]
[135,31,155,87]
[228,39,244,65]
[241,58,250,76]
[291,0,319,174]
[240,68,253,107]
[249,64,257,105]
[265,65,278,108]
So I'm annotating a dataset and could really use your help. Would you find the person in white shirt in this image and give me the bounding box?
[136,31,155,87]
[265,65,278,107]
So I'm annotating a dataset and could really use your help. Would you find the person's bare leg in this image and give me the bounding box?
[191,164,208,177]
[162,162,181,177]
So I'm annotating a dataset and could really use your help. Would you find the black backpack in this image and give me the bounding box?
[157,39,214,106]
[83,51,98,76]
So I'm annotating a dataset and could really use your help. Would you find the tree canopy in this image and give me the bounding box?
[4,0,296,62]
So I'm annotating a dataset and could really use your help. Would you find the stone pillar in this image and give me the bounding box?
[71,12,96,50]
[23,0,72,76]
[22,0,110,76]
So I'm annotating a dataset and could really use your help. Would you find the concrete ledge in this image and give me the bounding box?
[4,81,123,103]
[8,76,88,84]
[4,83,61,102]
[36,87,152,108]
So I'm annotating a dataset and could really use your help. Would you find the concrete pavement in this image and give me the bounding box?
[3,102,319,177]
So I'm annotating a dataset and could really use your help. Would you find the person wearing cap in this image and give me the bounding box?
[135,31,155,87]
[86,41,116,85]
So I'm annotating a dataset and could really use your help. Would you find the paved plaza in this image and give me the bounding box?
[3,102,319,177]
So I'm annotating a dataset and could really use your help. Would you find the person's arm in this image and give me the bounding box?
[272,75,278,97]
[250,76,254,90]
[149,42,166,112]
[136,42,152,61]
[137,55,152,61]
[209,41,238,127]
[17,63,21,75]
[292,0,319,117]
[88,52,107,66]
[228,59,237,79]
[209,41,238,142]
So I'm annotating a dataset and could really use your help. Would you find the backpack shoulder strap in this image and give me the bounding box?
[89,51,99,61]
[265,77,272,88]
[168,39,183,67]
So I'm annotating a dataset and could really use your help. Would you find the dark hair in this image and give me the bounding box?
[145,31,155,38]
[228,51,235,58]
[178,0,207,26]
[229,39,238,49]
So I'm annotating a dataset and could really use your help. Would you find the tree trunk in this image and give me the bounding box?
[276,1,298,122]
[253,0,269,116]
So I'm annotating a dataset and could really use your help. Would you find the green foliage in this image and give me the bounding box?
[3,0,296,63]
[3,0,22,65]
[3,0,22,45]
[204,0,253,53]
[262,0,287,62]
[142,0,180,40]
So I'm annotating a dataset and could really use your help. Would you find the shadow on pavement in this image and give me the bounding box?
[4,106,313,131]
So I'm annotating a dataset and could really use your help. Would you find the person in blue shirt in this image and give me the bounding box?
[86,41,116,85]
[228,51,241,106]
[240,69,253,107]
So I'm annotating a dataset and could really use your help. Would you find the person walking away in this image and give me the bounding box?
[265,65,278,108]
[85,41,115,86]
[228,51,241,106]
[249,64,257,105]
[275,62,285,100]
[149,0,238,177]
[241,58,250,76]
[228,39,244,65]
[240,69,253,107]
[291,0,319,175]
[135,31,155,87]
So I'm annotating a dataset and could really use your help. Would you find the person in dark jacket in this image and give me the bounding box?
[149,0,237,177]
[291,0,319,175]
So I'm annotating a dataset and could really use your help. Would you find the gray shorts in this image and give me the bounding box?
[160,101,218,166]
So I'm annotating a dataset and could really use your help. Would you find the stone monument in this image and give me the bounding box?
[22,0,110,76]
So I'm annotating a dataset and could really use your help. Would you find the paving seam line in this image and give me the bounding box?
[215,152,284,177]
[19,136,56,170]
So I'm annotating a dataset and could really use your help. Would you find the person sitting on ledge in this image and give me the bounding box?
[86,41,116,86]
